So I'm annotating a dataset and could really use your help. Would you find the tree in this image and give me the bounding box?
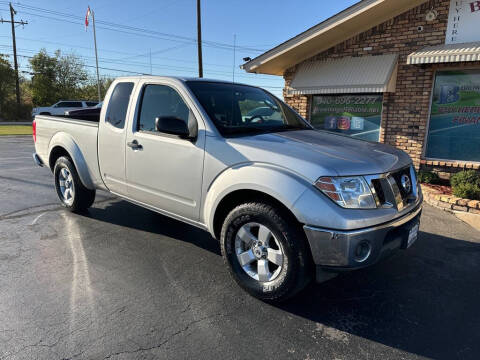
[56,52,88,99]
[29,49,89,106]
[29,49,58,106]
[79,77,113,101]
[0,55,15,117]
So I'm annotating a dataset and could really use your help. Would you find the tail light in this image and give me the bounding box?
[32,119,36,142]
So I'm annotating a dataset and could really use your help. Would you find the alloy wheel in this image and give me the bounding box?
[234,222,284,282]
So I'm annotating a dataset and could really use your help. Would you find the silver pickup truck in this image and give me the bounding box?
[33,76,422,301]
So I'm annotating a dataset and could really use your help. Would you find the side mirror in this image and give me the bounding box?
[155,116,191,138]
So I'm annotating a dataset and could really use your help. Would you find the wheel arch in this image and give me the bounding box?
[204,164,312,239]
[212,189,303,241]
[48,132,95,190]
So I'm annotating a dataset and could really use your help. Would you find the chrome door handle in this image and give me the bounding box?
[127,140,143,150]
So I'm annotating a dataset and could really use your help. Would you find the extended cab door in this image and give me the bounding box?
[98,80,136,195]
[125,81,205,221]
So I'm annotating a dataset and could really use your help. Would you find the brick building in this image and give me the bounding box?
[242,0,480,178]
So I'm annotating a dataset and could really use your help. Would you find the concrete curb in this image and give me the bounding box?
[421,184,480,214]
[454,212,480,232]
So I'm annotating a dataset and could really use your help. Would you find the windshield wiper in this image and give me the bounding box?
[221,127,271,136]
[221,124,309,137]
[269,124,308,132]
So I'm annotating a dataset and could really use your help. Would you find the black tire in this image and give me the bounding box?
[39,112,51,115]
[220,202,312,302]
[53,156,96,212]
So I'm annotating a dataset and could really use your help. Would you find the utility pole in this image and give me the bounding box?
[149,48,152,75]
[232,34,236,83]
[196,0,203,78]
[0,3,28,117]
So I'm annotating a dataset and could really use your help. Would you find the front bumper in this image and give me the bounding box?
[303,203,422,270]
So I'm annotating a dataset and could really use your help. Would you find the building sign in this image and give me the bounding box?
[425,70,480,162]
[446,0,480,44]
[310,94,382,141]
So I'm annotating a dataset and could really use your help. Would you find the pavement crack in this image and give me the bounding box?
[102,312,227,359]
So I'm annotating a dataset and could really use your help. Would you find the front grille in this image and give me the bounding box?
[365,165,417,210]
[371,178,386,204]
[391,167,412,200]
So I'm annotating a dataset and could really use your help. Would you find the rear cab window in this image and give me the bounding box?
[105,82,134,129]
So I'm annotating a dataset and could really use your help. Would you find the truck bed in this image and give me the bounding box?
[63,113,100,122]
[34,114,103,187]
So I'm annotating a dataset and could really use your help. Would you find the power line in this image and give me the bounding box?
[0,34,235,68]
[2,2,266,52]
[10,52,284,90]
[11,53,146,75]
[0,44,281,81]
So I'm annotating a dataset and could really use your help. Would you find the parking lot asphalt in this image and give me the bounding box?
[1,136,480,360]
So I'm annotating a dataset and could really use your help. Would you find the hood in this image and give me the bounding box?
[226,129,411,181]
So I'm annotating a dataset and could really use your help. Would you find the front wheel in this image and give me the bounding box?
[54,156,95,212]
[220,202,312,302]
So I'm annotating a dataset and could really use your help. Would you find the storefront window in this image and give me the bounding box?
[425,70,480,162]
[310,94,383,141]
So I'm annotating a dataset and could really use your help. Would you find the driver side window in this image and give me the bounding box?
[137,85,189,133]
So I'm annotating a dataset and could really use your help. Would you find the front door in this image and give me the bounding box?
[125,83,205,221]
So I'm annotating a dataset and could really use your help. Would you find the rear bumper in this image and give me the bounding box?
[33,153,44,167]
[303,203,422,271]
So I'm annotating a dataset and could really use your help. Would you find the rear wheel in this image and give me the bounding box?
[54,156,95,212]
[220,202,312,302]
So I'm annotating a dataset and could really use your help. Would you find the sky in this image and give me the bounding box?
[0,0,358,98]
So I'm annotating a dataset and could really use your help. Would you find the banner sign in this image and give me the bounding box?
[446,0,480,44]
[310,95,382,141]
[425,70,480,161]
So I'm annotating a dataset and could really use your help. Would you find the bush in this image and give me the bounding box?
[418,171,439,184]
[450,170,480,188]
[452,182,480,200]
[0,100,32,121]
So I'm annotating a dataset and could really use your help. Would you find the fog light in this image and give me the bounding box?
[354,240,371,263]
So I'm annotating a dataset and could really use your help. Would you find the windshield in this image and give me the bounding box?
[186,81,311,136]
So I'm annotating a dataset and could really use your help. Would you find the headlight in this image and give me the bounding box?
[315,176,376,209]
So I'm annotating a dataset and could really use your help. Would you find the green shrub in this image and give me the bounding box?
[452,182,480,200]
[0,100,32,121]
[418,171,439,184]
[450,170,480,188]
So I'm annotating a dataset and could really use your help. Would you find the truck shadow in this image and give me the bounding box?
[81,200,480,359]
[279,230,480,359]
[82,199,221,256]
